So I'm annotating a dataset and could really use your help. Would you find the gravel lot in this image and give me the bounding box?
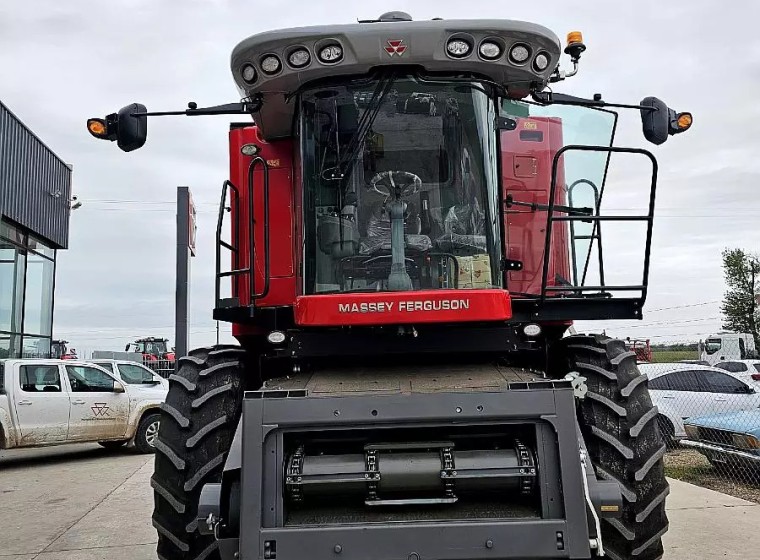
[665,448,760,504]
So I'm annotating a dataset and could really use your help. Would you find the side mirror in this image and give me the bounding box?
[113,381,126,394]
[87,103,147,152]
[640,97,692,145]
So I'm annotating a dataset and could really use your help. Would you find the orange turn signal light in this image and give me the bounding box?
[87,118,108,138]
[677,112,693,130]
[567,31,584,45]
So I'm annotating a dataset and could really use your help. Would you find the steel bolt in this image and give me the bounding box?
[334,545,343,554]
[486,540,494,549]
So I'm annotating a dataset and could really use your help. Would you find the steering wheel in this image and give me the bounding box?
[369,170,422,199]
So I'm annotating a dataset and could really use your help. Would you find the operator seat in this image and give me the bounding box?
[360,200,432,255]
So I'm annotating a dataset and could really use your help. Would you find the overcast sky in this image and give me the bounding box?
[1,0,759,354]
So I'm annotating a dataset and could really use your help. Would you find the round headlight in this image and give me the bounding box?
[241,64,257,84]
[260,55,281,75]
[533,52,550,71]
[267,330,286,345]
[523,324,542,337]
[240,143,259,156]
[479,41,502,60]
[446,39,471,58]
[508,43,531,64]
[288,48,311,68]
[318,44,343,63]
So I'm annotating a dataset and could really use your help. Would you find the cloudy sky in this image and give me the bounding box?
[1,0,759,354]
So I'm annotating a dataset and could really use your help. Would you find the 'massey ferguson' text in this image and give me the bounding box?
[338,300,470,313]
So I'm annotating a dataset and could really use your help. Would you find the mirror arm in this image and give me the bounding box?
[531,91,657,112]
[132,98,262,118]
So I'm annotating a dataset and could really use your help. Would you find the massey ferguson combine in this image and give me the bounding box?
[87,12,692,560]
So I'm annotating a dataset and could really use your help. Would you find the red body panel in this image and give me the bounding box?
[501,117,570,296]
[295,289,512,327]
[228,127,297,304]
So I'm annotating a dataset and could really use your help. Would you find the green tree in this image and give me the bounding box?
[720,248,760,346]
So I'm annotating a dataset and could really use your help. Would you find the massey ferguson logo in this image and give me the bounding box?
[384,39,407,57]
[91,403,110,417]
[338,299,470,313]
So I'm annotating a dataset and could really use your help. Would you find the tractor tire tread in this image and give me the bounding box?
[169,374,197,393]
[152,345,246,560]
[559,334,669,560]
[160,403,190,428]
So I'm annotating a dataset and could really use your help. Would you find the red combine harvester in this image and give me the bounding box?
[88,12,692,560]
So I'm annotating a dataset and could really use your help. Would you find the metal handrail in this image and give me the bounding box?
[540,145,658,305]
[215,180,241,307]
[248,156,270,300]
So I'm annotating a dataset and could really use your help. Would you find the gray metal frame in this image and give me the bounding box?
[214,381,614,560]
[231,18,561,139]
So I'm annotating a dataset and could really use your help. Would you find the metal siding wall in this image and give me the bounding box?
[0,101,72,249]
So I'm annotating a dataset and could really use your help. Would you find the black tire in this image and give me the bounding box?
[560,334,669,560]
[98,440,128,450]
[135,412,162,454]
[151,346,246,560]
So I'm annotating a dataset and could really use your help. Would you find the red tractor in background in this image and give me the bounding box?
[125,337,175,377]
[89,12,692,560]
[125,337,176,364]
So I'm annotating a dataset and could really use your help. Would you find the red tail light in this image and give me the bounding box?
[751,373,760,381]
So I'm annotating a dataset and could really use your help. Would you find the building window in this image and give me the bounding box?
[0,240,25,332]
[23,252,54,337]
[0,219,56,358]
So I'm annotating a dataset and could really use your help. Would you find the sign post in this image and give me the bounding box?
[175,186,196,365]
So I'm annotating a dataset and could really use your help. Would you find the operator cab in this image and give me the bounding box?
[300,75,501,294]
[231,15,561,295]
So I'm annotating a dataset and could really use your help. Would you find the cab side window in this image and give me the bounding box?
[19,365,62,393]
[117,363,154,384]
[66,366,115,392]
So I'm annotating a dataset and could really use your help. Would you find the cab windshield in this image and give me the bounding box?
[299,76,501,294]
[705,338,722,355]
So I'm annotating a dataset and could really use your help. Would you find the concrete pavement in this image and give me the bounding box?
[1,444,759,559]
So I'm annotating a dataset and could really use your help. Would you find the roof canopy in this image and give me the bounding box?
[231,15,561,139]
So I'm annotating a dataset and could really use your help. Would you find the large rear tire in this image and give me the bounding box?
[151,346,246,560]
[560,334,669,560]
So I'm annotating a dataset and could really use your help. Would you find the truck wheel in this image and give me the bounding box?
[562,334,669,560]
[151,346,246,560]
[135,412,162,454]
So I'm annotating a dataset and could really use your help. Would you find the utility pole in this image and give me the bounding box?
[175,187,196,366]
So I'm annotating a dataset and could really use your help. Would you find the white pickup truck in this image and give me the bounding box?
[0,359,167,453]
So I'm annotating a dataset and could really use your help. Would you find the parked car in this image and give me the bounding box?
[0,359,167,453]
[90,359,169,390]
[638,362,760,444]
[682,410,760,472]
[714,360,760,387]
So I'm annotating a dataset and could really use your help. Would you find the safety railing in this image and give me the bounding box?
[214,156,270,318]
